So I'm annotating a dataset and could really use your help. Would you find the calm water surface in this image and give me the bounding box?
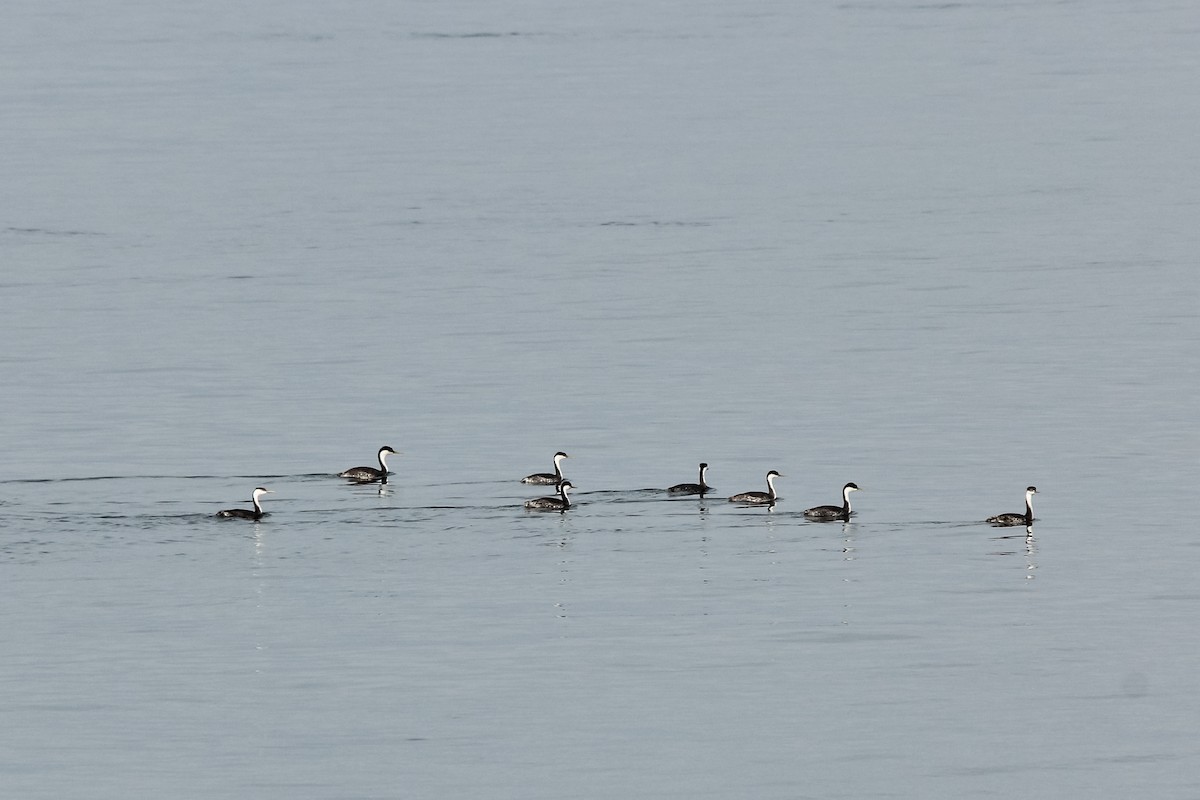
[3,1,1198,797]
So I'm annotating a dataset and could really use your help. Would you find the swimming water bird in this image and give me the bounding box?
[728,470,781,505]
[668,462,712,496]
[803,482,860,520]
[987,486,1038,526]
[524,480,574,511]
[522,451,568,485]
[339,446,398,484]
[217,487,272,520]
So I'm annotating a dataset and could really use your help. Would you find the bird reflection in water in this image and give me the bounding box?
[989,525,1037,578]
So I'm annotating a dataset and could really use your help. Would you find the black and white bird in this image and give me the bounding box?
[668,462,712,496]
[803,482,860,521]
[522,451,568,485]
[987,486,1038,526]
[217,487,272,520]
[338,446,398,484]
[728,470,781,505]
[524,480,574,511]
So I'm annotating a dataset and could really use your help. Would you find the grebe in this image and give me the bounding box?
[217,487,272,520]
[728,470,781,505]
[524,480,574,511]
[339,446,398,484]
[522,451,568,485]
[803,482,860,520]
[987,486,1038,526]
[668,462,712,496]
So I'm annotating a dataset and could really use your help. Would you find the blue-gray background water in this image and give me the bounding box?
[3,1,1198,797]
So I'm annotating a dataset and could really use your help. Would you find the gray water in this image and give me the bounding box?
[3,1,1199,797]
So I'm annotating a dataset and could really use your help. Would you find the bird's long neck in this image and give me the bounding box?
[1025,491,1034,520]
[843,486,853,515]
[699,465,708,491]
[766,474,777,500]
[378,450,391,484]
